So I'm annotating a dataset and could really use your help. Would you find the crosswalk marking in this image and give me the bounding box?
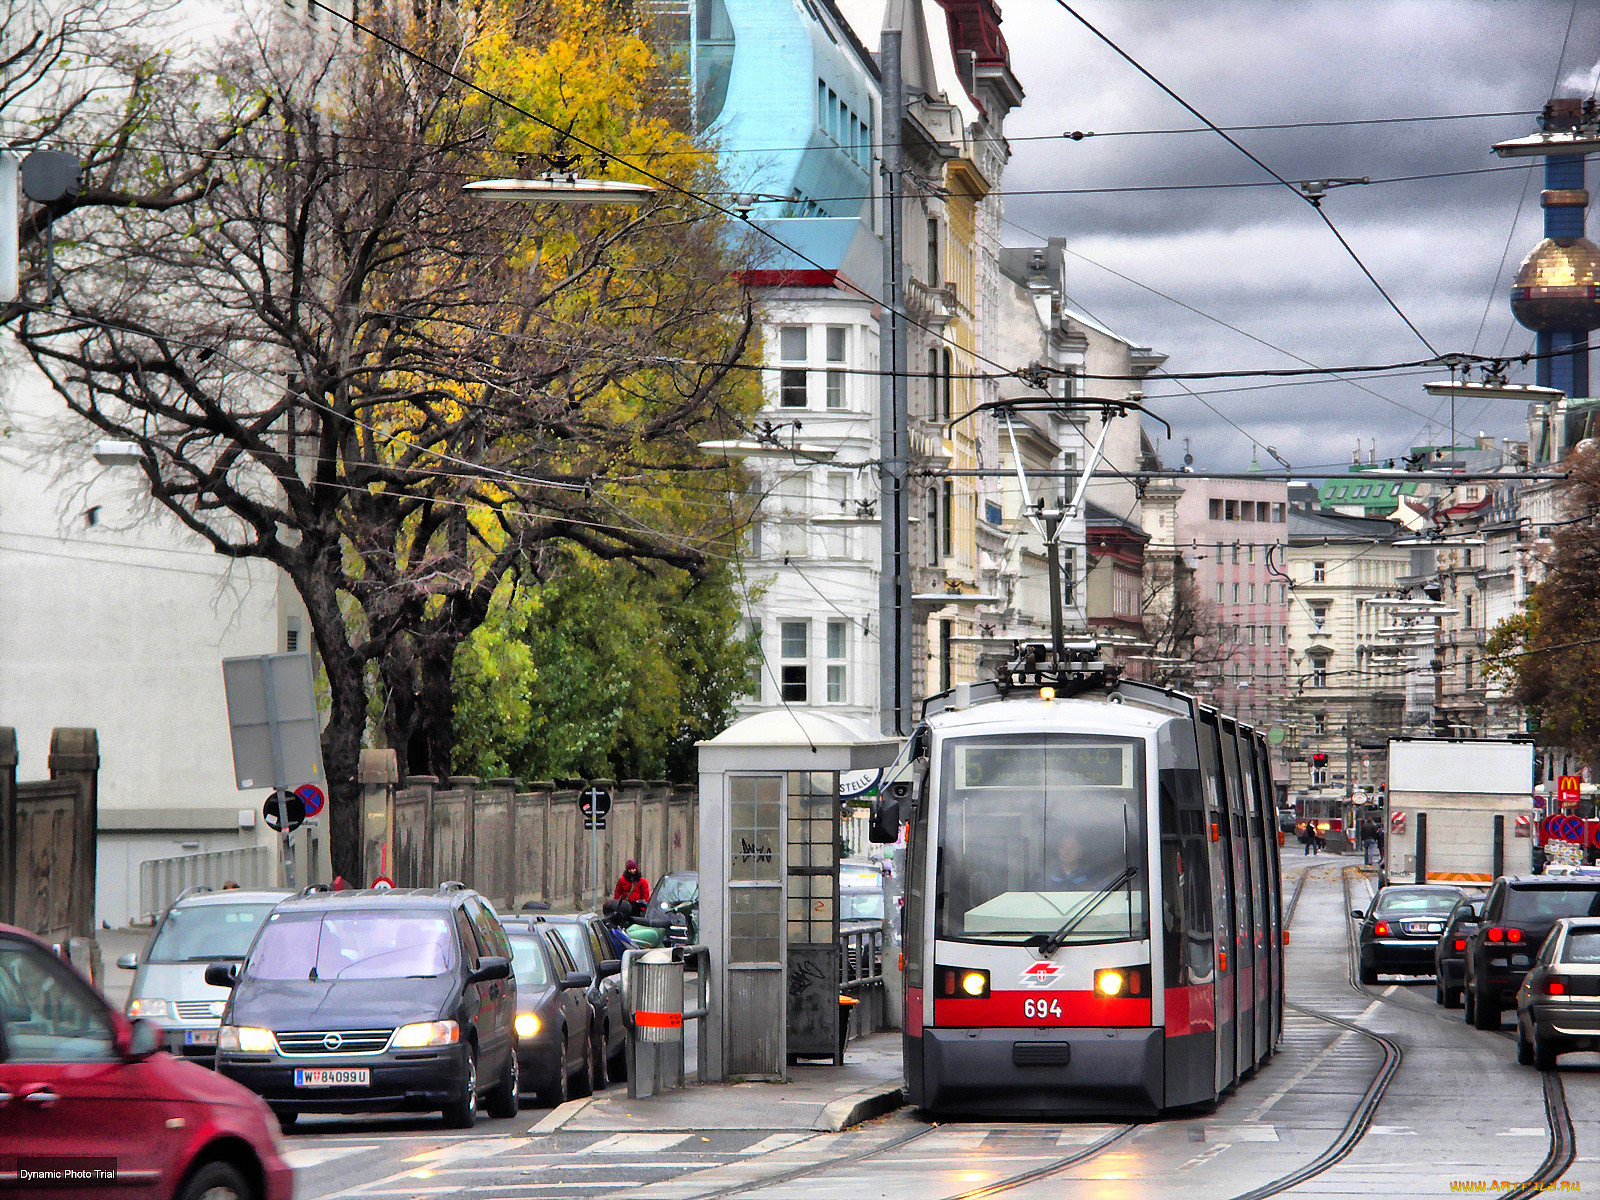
[739,1133,817,1155]
[921,1128,990,1150]
[1208,1125,1279,1142]
[1055,1125,1125,1146]
[582,1133,695,1154]
[285,1144,379,1170]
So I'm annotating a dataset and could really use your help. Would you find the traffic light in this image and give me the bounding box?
[1311,752,1328,767]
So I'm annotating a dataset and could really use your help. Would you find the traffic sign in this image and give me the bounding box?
[1544,814,1584,842]
[372,876,394,890]
[295,782,325,818]
[579,787,613,820]
[583,815,607,831]
[263,790,306,833]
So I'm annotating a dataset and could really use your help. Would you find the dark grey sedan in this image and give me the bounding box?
[1433,896,1484,1009]
[1515,917,1600,1069]
[1354,884,1466,984]
[504,922,593,1106]
[538,913,626,1086]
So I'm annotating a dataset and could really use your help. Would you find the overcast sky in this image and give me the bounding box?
[997,0,1600,476]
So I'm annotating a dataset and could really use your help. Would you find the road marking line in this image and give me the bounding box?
[582,1133,695,1154]
[1247,998,1379,1122]
[739,1133,817,1155]
[528,1096,595,1134]
[1179,1142,1231,1170]
[1498,1128,1548,1136]
[1207,1125,1278,1142]
[285,1145,380,1170]
[1368,1126,1417,1135]
[1056,1125,1125,1146]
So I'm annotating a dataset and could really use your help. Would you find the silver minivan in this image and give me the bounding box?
[118,886,289,1061]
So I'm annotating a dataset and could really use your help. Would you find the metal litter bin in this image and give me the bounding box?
[632,948,685,1043]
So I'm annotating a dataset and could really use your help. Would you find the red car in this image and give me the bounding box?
[0,923,292,1200]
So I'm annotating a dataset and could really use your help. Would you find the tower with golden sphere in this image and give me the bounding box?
[1511,98,1600,398]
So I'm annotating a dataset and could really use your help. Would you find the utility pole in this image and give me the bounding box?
[877,22,910,736]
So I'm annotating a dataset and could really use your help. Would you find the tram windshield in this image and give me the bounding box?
[934,734,1148,945]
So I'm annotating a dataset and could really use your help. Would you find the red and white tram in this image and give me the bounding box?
[871,649,1284,1117]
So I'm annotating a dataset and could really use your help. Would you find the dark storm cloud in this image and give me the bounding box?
[999,0,1600,471]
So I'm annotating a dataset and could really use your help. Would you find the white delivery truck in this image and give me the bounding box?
[1384,738,1536,886]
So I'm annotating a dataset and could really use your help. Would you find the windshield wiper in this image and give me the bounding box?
[1036,867,1137,955]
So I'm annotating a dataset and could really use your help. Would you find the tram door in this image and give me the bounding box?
[1254,732,1285,1050]
[1196,712,1236,1093]
[1248,739,1286,1056]
[1237,730,1272,1066]
[1218,719,1257,1077]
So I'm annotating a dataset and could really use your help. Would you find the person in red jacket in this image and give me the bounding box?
[613,859,651,917]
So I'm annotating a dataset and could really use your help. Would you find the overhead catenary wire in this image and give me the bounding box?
[1050,0,1440,358]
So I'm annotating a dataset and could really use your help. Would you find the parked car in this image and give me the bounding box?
[1433,895,1484,1008]
[1515,916,1600,1068]
[0,922,292,1200]
[839,860,887,930]
[212,885,517,1129]
[531,913,626,1085]
[1465,874,1600,1030]
[1352,884,1466,984]
[118,886,289,1063]
[641,871,699,944]
[500,921,594,1106]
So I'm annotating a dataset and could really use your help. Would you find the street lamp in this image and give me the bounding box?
[462,177,656,205]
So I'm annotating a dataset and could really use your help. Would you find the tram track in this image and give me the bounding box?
[1338,866,1576,1200]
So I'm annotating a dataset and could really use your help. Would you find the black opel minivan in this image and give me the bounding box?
[210,885,518,1129]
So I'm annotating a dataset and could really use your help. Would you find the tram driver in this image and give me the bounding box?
[1047,829,1107,891]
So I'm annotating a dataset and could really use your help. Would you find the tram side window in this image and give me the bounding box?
[1158,722,1213,988]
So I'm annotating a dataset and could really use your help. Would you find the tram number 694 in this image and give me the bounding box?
[1023,998,1063,1020]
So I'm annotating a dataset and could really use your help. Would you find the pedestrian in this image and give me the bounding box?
[1360,818,1379,866]
[221,880,240,890]
[612,858,651,919]
[1300,823,1313,856]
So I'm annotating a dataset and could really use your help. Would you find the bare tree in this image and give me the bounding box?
[1141,553,1236,689]
[8,8,758,878]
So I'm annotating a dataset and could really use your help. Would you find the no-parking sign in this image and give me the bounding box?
[295,782,325,818]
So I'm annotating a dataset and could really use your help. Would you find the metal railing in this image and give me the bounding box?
[138,846,272,923]
[839,927,886,1042]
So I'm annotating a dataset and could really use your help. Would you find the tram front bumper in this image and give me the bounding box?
[917,1026,1164,1118]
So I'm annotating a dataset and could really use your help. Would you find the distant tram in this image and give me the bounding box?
[871,646,1285,1117]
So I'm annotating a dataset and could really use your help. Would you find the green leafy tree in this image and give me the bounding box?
[1488,444,1600,761]
[453,553,755,782]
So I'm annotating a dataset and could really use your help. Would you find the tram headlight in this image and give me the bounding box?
[1094,966,1148,999]
[936,965,990,999]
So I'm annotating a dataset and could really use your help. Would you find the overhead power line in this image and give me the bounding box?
[1058,109,1539,140]
[1051,0,1440,357]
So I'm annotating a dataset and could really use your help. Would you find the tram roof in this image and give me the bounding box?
[925,693,1175,736]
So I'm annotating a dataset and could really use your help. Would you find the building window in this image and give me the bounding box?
[779,326,807,407]
[1310,601,1329,629]
[1464,593,1474,626]
[780,621,808,702]
[1247,544,1255,564]
[1210,498,1223,520]
[928,487,941,565]
[939,619,954,692]
[1063,548,1077,606]
[1281,624,1289,643]
[1248,625,1257,645]
[1273,503,1286,522]
[743,622,763,700]
[1264,625,1273,646]
[827,620,847,702]
[776,473,809,557]
[1464,653,1474,688]
[926,348,938,419]
[1225,499,1238,520]
[942,479,954,559]
[825,326,846,409]
[1231,543,1240,564]
[1309,655,1329,688]
[1313,712,1327,734]
[1248,583,1256,603]
[1312,560,1326,583]
[1279,584,1287,605]
[1232,583,1240,604]
[1216,583,1224,604]
[927,219,940,287]
[940,348,953,420]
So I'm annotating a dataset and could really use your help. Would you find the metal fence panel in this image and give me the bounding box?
[138,846,272,923]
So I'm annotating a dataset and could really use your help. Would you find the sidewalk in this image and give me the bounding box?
[537,1031,905,1134]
